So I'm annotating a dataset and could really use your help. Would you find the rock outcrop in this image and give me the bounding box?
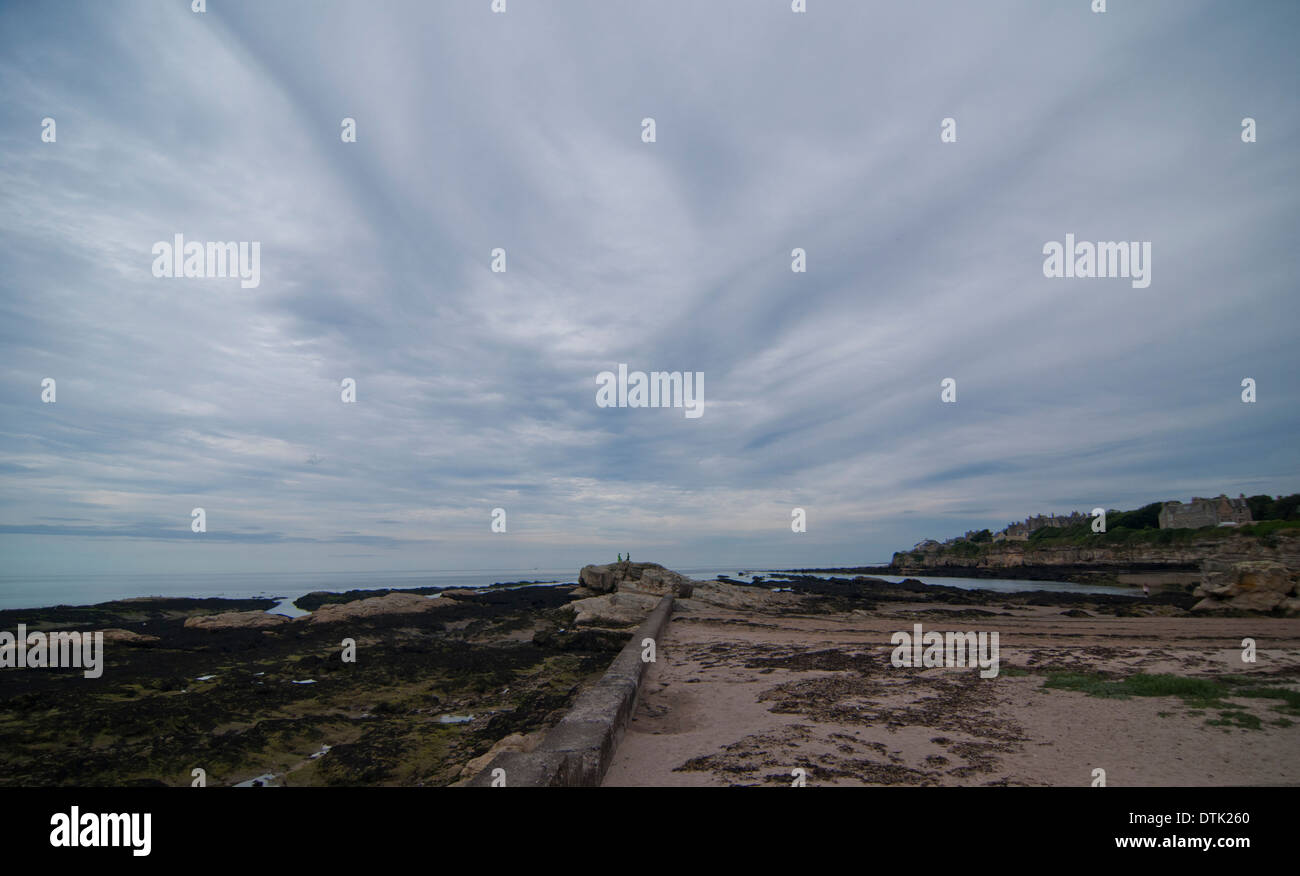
[1192,560,1300,613]
[568,591,661,627]
[680,579,800,611]
[456,730,545,782]
[183,610,292,630]
[306,592,447,624]
[577,562,694,598]
[184,592,449,629]
[100,628,161,645]
[567,564,804,624]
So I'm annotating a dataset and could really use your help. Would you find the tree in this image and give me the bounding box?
[1246,495,1274,520]
[1111,502,1162,531]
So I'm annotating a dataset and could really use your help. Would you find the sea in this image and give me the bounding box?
[0,566,1138,612]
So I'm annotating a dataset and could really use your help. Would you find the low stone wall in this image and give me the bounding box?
[466,594,675,787]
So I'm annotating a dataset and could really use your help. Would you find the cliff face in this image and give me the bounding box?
[891,531,1300,576]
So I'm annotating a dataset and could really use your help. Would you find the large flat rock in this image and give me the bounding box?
[579,562,693,598]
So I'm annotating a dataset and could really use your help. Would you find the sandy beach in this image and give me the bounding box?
[604,599,1300,786]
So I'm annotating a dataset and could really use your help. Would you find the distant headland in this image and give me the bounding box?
[887,492,1300,595]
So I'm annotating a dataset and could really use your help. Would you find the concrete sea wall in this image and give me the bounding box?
[467,594,674,787]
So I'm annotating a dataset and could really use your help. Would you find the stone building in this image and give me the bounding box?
[994,512,1088,541]
[1024,512,1088,532]
[1158,494,1253,530]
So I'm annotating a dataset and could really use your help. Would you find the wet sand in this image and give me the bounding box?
[603,601,1300,786]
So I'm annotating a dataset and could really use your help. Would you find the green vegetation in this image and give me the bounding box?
[1042,672,1225,705]
[1029,523,1258,548]
[1207,710,1262,731]
[1233,684,1300,714]
[1036,671,1300,731]
[0,588,613,787]
[1106,502,1163,531]
[942,540,985,558]
[1246,493,1300,522]
[1239,519,1300,537]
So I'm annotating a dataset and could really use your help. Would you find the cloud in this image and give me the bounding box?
[0,0,1297,577]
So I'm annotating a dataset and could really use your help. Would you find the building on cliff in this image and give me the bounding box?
[994,511,1089,541]
[1158,494,1253,529]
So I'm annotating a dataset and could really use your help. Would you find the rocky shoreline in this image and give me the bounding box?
[3,558,1296,787]
[724,572,1195,614]
[886,528,1300,585]
[782,563,1199,585]
[0,582,620,787]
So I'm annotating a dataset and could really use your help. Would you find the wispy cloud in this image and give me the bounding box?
[1,0,1297,576]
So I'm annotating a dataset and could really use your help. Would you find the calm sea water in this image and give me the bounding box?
[0,569,580,611]
[0,566,1135,611]
[753,571,1138,597]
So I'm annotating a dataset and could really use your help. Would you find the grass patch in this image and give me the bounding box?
[1041,672,1300,730]
[1206,710,1262,731]
[1239,519,1300,537]
[1234,686,1300,716]
[1042,672,1225,706]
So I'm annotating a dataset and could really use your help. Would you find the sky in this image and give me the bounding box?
[1,0,1297,579]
